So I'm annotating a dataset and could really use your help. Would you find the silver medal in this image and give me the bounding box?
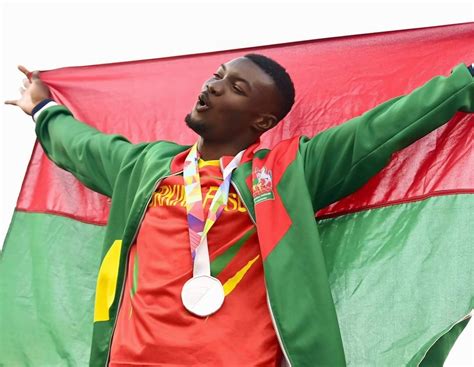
[181,275,225,317]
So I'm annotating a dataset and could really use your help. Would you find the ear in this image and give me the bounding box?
[253,113,278,133]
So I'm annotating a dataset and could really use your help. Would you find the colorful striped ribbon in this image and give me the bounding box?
[183,142,244,277]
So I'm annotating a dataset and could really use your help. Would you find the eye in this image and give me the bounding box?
[212,73,222,79]
[232,84,244,94]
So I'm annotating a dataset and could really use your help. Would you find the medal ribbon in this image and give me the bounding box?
[183,143,244,277]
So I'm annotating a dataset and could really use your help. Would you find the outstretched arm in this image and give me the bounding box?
[300,63,474,211]
[5,66,144,198]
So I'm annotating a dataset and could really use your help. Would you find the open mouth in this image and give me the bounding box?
[195,92,211,112]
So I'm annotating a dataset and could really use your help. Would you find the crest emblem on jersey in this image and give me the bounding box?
[252,166,274,204]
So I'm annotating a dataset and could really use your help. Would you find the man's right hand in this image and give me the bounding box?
[4,65,51,116]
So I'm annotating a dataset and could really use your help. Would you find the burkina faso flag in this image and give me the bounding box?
[1,23,473,366]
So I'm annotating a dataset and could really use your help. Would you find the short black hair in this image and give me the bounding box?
[244,53,295,122]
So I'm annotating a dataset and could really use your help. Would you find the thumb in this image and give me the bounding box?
[4,99,18,105]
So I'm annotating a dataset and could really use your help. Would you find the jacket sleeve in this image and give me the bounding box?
[299,63,474,211]
[35,104,145,198]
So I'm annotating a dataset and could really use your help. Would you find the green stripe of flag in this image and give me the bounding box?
[2,194,472,366]
[271,193,473,366]
[0,211,105,366]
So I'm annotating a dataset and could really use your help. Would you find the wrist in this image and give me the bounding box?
[32,98,56,121]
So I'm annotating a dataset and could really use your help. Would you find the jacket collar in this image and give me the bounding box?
[170,138,261,173]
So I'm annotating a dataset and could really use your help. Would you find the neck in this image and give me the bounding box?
[197,138,257,160]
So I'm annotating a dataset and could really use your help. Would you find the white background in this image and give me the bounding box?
[1,1,473,364]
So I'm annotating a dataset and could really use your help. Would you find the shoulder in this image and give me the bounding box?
[252,136,303,169]
[261,136,303,159]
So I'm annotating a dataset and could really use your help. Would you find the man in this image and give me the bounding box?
[5,54,474,366]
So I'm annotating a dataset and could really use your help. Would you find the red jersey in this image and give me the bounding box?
[109,160,281,366]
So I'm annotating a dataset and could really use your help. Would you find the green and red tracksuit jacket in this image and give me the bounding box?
[34,64,474,366]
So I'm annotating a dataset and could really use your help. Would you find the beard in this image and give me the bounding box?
[184,113,210,136]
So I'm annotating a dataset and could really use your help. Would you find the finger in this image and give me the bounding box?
[22,78,31,88]
[18,65,31,77]
[18,65,38,81]
[18,87,26,95]
[4,100,18,105]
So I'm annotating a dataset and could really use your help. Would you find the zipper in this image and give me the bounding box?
[104,171,182,366]
[415,310,472,367]
[232,180,291,366]
[230,180,256,224]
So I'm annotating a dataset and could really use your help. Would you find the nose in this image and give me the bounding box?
[206,78,224,96]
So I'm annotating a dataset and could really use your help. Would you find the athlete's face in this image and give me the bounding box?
[185,57,281,143]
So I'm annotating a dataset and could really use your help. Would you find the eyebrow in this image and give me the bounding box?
[220,64,252,91]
